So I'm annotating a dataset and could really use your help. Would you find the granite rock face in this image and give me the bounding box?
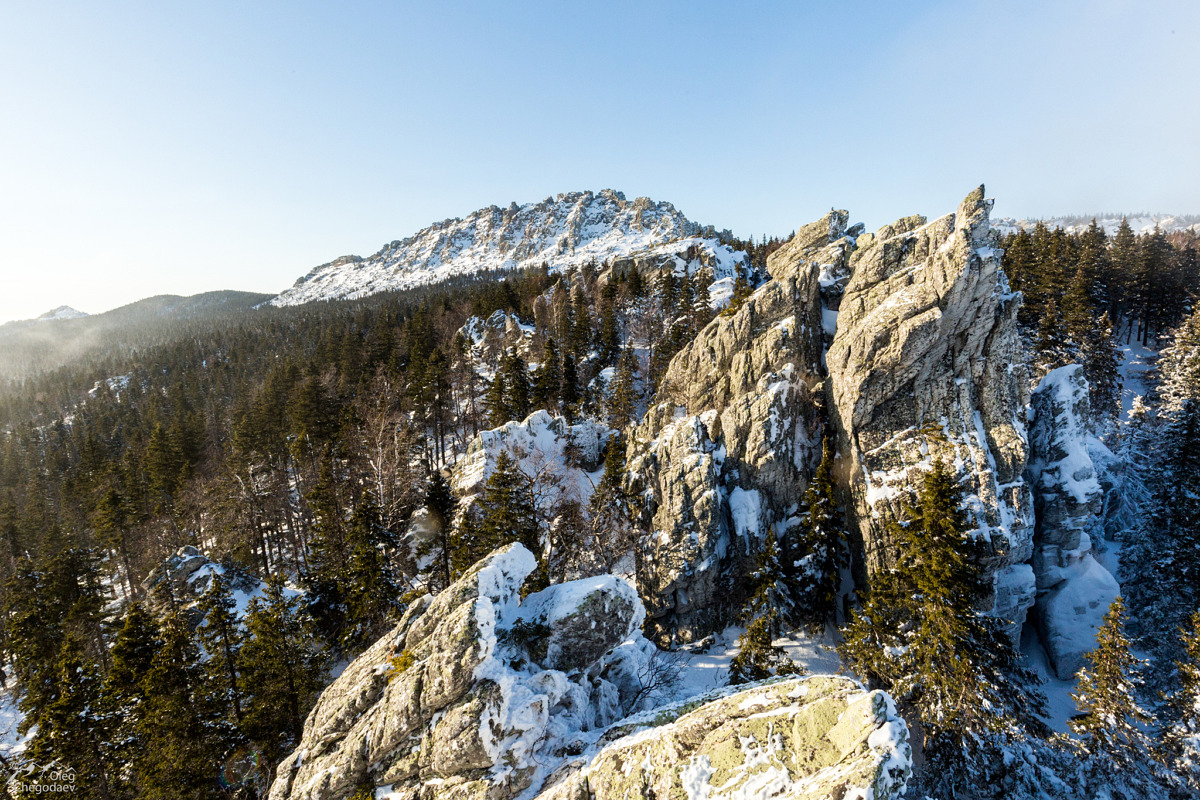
[267,544,648,800]
[625,212,851,643]
[825,186,1037,639]
[1026,365,1120,679]
[535,676,910,800]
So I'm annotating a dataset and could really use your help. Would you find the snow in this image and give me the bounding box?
[992,213,1200,237]
[35,305,88,321]
[708,276,736,311]
[454,410,612,514]
[0,671,31,760]
[1117,340,1156,420]
[270,190,732,306]
[1028,366,1102,505]
[728,487,762,549]
[514,574,645,650]
[1037,549,1120,681]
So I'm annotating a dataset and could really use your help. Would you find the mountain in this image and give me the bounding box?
[0,290,271,383]
[35,305,89,321]
[269,189,730,306]
[993,212,1200,237]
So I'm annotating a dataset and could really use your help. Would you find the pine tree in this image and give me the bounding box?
[1162,611,1200,789]
[238,577,328,774]
[793,437,845,630]
[1070,597,1155,771]
[839,460,1045,776]
[196,573,245,725]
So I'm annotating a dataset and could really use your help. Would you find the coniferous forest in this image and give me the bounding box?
[1,215,1200,800]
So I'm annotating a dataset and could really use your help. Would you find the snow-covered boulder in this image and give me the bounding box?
[454,409,612,501]
[1026,365,1120,679]
[267,544,656,800]
[535,676,910,800]
[140,545,267,626]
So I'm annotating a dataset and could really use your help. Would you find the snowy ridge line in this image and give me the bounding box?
[270,189,738,307]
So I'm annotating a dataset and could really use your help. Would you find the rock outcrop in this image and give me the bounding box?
[536,676,910,800]
[1026,365,1120,679]
[141,545,266,626]
[268,544,650,800]
[826,186,1036,639]
[625,212,850,643]
[458,310,537,363]
[269,544,910,800]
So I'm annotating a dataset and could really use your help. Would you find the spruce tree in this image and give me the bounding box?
[533,337,561,412]
[238,577,328,775]
[598,280,621,365]
[839,460,1045,778]
[136,609,233,800]
[501,348,532,422]
[1162,611,1200,789]
[196,573,245,725]
[607,345,638,426]
[103,602,162,794]
[793,437,846,630]
[1081,311,1122,424]
[476,450,541,578]
[1070,597,1155,772]
[728,611,802,684]
[486,370,509,427]
[339,494,402,652]
[423,469,458,591]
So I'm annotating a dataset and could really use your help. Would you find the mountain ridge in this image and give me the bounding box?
[269,189,734,307]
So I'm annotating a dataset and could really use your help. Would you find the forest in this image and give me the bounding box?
[0,220,1199,800]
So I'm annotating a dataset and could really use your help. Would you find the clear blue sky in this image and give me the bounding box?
[2,0,1197,323]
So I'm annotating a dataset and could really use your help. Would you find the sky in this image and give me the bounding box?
[1,0,1198,324]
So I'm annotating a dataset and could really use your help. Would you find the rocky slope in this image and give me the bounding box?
[267,543,910,800]
[1026,365,1120,679]
[624,211,846,643]
[625,187,1039,644]
[270,190,739,306]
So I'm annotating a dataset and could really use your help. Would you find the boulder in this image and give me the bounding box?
[534,676,910,800]
[1026,365,1120,678]
[826,186,1036,641]
[267,545,652,800]
[140,545,267,626]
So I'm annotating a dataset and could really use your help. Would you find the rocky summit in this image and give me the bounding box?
[270,190,734,306]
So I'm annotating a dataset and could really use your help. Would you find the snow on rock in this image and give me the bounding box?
[270,190,720,307]
[534,676,910,800]
[267,544,669,800]
[140,545,287,627]
[458,309,537,365]
[454,409,613,508]
[827,187,1036,644]
[1026,365,1120,679]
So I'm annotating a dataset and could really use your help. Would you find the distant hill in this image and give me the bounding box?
[993,213,1200,237]
[0,290,270,383]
